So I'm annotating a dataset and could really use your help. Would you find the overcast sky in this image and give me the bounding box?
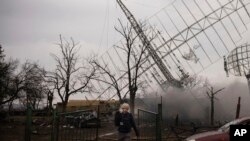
[0,0,174,68]
[1,0,250,102]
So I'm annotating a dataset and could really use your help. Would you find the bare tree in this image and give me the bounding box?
[0,59,46,111]
[117,20,159,114]
[206,86,224,126]
[92,20,157,115]
[46,35,97,112]
[0,46,48,111]
[17,61,47,110]
[91,60,123,103]
[0,59,24,107]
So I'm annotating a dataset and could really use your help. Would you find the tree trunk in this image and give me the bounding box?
[130,93,136,115]
[49,96,53,115]
[211,96,214,126]
[62,102,67,112]
[175,114,179,126]
[8,101,13,116]
[8,101,13,113]
[31,100,36,110]
[118,92,123,104]
[62,97,69,112]
[36,100,40,110]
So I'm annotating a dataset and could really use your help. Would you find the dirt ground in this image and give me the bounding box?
[0,116,51,141]
[0,116,119,141]
[0,116,215,141]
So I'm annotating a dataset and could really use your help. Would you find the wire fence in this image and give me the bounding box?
[24,106,100,141]
[52,107,100,141]
[24,105,53,141]
[137,104,162,141]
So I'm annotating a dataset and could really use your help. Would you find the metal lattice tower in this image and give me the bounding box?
[89,0,250,100]
[117,0,184,87]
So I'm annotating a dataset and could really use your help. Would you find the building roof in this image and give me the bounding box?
[66,99,118,107]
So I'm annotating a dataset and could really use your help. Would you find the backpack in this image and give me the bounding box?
[119,113,132,132]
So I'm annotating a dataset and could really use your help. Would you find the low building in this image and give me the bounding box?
[56,99,119,115]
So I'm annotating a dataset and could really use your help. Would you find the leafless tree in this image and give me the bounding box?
[18,61,47,109]
[46,35,97,112]
[92,20,157,115]
[117,20,159,114]
[0,58,46,111]
[0,59,24,106]
[206,86,225,126]
[1,45,51,113]
[91,60,123,103]
[0,45,24,110]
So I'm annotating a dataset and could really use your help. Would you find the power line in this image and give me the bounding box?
[98,0,110,55]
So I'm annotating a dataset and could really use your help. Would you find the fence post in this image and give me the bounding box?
[158,103,162,122]
[25,104,32,141]
[137,109,140,140]
[51,110,58,141]
[156,104,162,141]
[55,110,59,141]
[96,105,100,141]
[235,97,241,119]
[137,108,140,128]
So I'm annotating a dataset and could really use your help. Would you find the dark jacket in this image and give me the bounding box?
[115,111,139,136]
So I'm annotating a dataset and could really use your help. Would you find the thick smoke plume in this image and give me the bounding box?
[139,79,250,125]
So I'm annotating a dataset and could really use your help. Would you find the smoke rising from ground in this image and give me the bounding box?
[140,79,250,125]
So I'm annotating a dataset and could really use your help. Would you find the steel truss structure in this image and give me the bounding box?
[90,0,250,100]
[117,0,184,87]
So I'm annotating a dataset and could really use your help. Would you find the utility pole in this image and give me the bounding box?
[235,97,241,119]
[116,0,183,87]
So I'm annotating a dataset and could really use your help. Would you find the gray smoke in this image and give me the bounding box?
[139,79,250,125]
